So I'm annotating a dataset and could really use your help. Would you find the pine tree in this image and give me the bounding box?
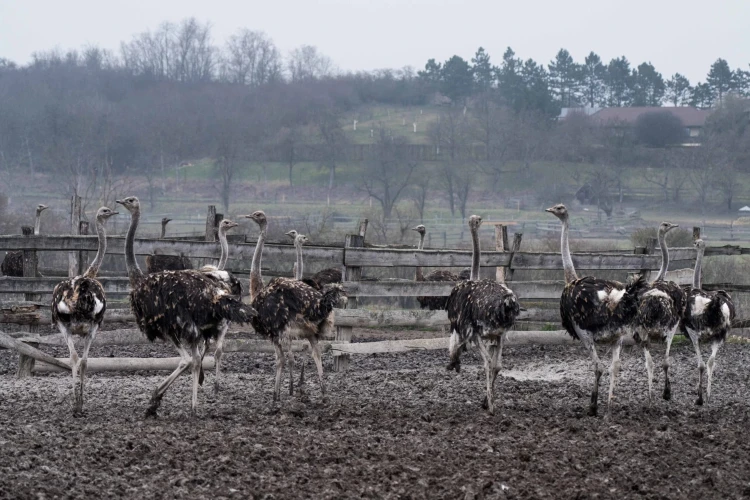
[605,57,634,107]
[440,55,473,102]
[471,47,494,92]
[548,48,580,108]
[665,73,692,106]
[706,58,733,105]
[631,62,665,106]
[497,47,524,109]
[580,52,606,108]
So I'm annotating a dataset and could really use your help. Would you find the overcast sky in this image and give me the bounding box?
[1,0,749,83]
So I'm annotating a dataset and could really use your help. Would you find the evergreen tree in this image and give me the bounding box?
[631,62,665,106]
[605,56,633,106]
[496,47,525,109]
[548,48,580,107]
[440,55,474,102]
[580,52,606,108]
[732,68,750,97]
[665,73,692,106]
[706,58,733,104]
[471,47,494,92]
[418,58,442,84]
[521,59,556,115]
[690,82,714,109]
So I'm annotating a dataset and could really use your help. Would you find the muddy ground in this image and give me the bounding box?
[1,330,750,500]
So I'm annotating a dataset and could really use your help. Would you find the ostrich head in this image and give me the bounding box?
[161,217,172,226]
[219,219,239,233]
[36,204,48,215]
[658,221,679,236]
[285,229,299,240]
[694,238,705,250]
[95,206,118,222]
[244,210,267,229]
[295,234,310,246]
[115,196,140,214]
[545,204,568,221]
[411,224,426,236]
[468,215,482,232]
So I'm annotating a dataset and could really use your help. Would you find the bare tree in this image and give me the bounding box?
[221,29,282,86]
[287,45,333,82]
[410,172,430,223]
[361,128,418,219]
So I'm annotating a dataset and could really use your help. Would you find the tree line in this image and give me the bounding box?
[0,17,748,218]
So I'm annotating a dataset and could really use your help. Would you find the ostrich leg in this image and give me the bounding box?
[309,337,326,396]
[606,337,624,418]
[685,329,705,405]
[62,327,81,415]
[705,341,722,404]
[272,341,285,402]
[75,326,98,415]
[213,323,229,394]
[190,344,202,415]
[146,344,192,417]
[662,326,678,401]
[642,341,655,404]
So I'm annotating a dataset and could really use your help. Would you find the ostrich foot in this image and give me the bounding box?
[663,380,672,401]
[446,360,461,373]
[213,380,221,395]
[145,397,162,418]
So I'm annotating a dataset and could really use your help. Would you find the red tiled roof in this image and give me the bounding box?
[591,107,711,127]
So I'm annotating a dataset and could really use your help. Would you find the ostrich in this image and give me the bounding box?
[246,211,346,401]
[198,218,243,392]
[146,217,192,273]
[546,204,648,417]
[445,215,520,414]
[51,206,117,415]
[116,196,256,416]
[634,222,686,403]
[412,224,460,310]
[284,231,342,289]
[2,204,48,277]
[681,239,735,405]
[285,230,324,289]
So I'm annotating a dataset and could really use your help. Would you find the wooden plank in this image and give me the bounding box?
[68,195,82,278]
[345,247,511,267]
[34,356,216,373]
[333,307,559,327]
[495,224,509,283]
[342,280,564,299]
[335,234,364,372]
[0,307,134,325]
[19,231,41,377]
[0,277,131,295]
[0,330,71,371]
[0,235,343,263]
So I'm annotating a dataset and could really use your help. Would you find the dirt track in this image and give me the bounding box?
[1,334,750,499]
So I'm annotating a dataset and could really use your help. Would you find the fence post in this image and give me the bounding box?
[358,218,369,238]
[693,226,701,241]
[334,233,364,372]
[77,221,89,276]
[495,225,509,283]
[68,195,81,278]
[18,226,40,378]
[205,205,217,242]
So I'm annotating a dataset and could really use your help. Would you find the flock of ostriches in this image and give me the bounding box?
[10,197,735,418]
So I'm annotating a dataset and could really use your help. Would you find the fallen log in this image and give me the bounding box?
[34,356,217,373]
[0,330,71,371]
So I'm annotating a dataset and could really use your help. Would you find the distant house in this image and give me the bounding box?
[589,106,712,143]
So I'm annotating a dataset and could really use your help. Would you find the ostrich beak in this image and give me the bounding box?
[411,227,420,232]
[544,207,554,213]
[115,199,124,205]
[111,211,120,216]
[285,230,296,237]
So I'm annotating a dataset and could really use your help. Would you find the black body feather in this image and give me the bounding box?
[681,287,735,343]
[250,278,344,340]
[560,275,648,343]
[635,280,686,343]
[51,277,106,333]
[417,269,459,310]
[446,280,519,341]
[1,251,24,277]
[146,254,192,273]
[130,270,255,346]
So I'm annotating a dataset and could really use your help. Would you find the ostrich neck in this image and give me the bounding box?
[84,218,107,278]
[125,210,144,283]
[295,240,303,280]
[217,228,229,270]
[34,213,42,235]
[693,247,704,288]
[470,225,480,281]
[415,233,425,281]
[655,231,669,282]
[560,217,578,283]
[250,225,266,300]
[160,224,167,239]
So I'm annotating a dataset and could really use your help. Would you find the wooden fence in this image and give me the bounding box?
[1,201,744,377]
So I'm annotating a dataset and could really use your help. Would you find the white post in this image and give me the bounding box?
[370,129,374,138]
[353,120,357,131]
[413,123,417,133]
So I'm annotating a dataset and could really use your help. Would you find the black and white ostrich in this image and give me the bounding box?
[198,218,243,392]
[146,217,192,273]
[116,196,256,416]
[633,222,686,402]
[681,239,735,405]
[285,229,324,289]
[445,215,520,414]
[51,206,117,415]
[246,211,346,401]
[2,204,48,276]
[412,224,461,310]
[546,204,648,417]
[285,229,342,289]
